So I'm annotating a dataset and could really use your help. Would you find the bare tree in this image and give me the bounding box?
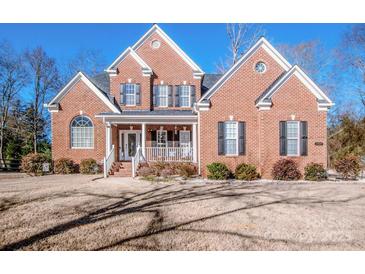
[62,48,106,84]
[216,24,265,73]
[338,24,365,108]
[24,47,61,153]
[0,41,28,166]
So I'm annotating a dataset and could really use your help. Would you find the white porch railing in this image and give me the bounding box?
[131,146,145,177]
[145,146,193,162]
[103,145,115,178]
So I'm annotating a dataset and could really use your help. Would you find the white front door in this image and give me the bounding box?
[119,130,141,161]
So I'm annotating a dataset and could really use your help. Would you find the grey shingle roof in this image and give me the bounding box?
[202,74,222,96]
[90,72,110,94]
[98,110,196,116]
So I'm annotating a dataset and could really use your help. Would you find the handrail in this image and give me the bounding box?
[145,146,193,162]
[132,146,144,178]
[103,145,115,178]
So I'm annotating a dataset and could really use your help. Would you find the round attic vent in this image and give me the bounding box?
[255,61,267,74]
[151,40,161,49]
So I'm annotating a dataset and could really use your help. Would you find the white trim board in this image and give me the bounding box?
[255,65,334,109]
[46,72,121,114]
[132,24,204,77]
[105,47,152,76]
[198,37,291,103]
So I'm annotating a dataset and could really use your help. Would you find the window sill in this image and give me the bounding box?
[71,147,94,150]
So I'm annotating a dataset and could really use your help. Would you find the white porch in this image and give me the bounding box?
[100,113,198,177]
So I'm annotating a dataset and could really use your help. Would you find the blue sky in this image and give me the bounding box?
[0,23,352,73]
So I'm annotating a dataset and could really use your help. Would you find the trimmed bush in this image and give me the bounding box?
[20,153,51,176]
[150,161,169,176]
[272,159,301,180]
[207,162,231,180]
[54,158,75,174]
[235,163,260,181]
[334,155,360,180]
[175,163,197,178]
[160,168,175,178]
[80,158,99,174]
[304,163,327,181]
[138,166,155,177]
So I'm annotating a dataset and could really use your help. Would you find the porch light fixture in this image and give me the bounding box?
[130,125,134,130]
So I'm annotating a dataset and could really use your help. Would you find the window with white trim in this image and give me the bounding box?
[287,121,300,156]
[71,116,94,148]
[157,130,167,147]
[125,83,136,106]
[224,121,238,155]
[179,85,191,107]
[157,85,168,107]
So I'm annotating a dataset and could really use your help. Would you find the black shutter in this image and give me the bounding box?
[238,122,246,155]
[168,85,173,107]
[218,122,225,155]
[120,84,126,105]
[300,121,308,156]
[153,85,158,107]
[279,121,287,156]
[175,86,180,107]
[190,85,196,107]
[135,84,141,105]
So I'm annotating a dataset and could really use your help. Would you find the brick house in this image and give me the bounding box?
[45,24,334,178]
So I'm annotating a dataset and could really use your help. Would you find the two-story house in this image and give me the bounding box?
[45,24,334,178]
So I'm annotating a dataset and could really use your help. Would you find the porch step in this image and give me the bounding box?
[109,161,132,177]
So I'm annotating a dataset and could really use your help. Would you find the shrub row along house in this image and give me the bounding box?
[45,24,334,178]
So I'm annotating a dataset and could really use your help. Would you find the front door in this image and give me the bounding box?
[119,130,141,161]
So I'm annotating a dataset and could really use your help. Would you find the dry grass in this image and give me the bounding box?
[0,173,365,250]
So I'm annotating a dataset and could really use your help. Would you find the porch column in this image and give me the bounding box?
[141,122,146,157]
[105,123,112,155]
[192,122,198,163]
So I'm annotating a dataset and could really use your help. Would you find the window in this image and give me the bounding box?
[255,62,266,74]
[124,84,136,106]
[286,121,299,156]
[157,130,167,147]
[179,85,191,107]
[157,85,168,107]
[224,122,238,155]
[71,116,94,148]
[151,40,161,49]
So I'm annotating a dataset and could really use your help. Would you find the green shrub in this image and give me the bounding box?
[54,158,75,174]
[175,163,197,178]
[334,155,360,180]
[80,158,99,174]
[20,153,51,176]
[235,163,260,181]
[207,162,231,180]
[304,163,327,181]
[272,159,301,180]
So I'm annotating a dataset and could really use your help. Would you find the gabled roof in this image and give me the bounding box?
[46,72,120,113]
[255,65,334,109]
[105,47,153,76]
[89,71,110,93]
[131,24,204,78]
[202,74,223,96]
[198,37,291,103]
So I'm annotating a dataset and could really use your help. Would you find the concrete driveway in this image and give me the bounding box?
[0,173,365,250]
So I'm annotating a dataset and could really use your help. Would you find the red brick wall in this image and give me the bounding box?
[199,47,328,178]
[51,80,109,164]
[135,32,202,107]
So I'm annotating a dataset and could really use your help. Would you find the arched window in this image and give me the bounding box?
[71,116,94,148]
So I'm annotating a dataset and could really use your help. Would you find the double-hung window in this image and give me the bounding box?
[157,85,168,107]
[157,130,167,147]
[286,121,300,156]
[224,122,238,155]
[124,83,136,106]
[179,85,191,107]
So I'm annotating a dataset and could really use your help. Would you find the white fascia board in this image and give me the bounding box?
[198,37,292,103]
[47,72,120,114]
[256,65,334,108]
[95,114,198,124]
[132,24,204,75]
[106,47,152,76]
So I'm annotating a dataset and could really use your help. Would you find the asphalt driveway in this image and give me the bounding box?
[0,173,365,250]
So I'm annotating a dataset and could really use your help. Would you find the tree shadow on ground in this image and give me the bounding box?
[1,182,364,251]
